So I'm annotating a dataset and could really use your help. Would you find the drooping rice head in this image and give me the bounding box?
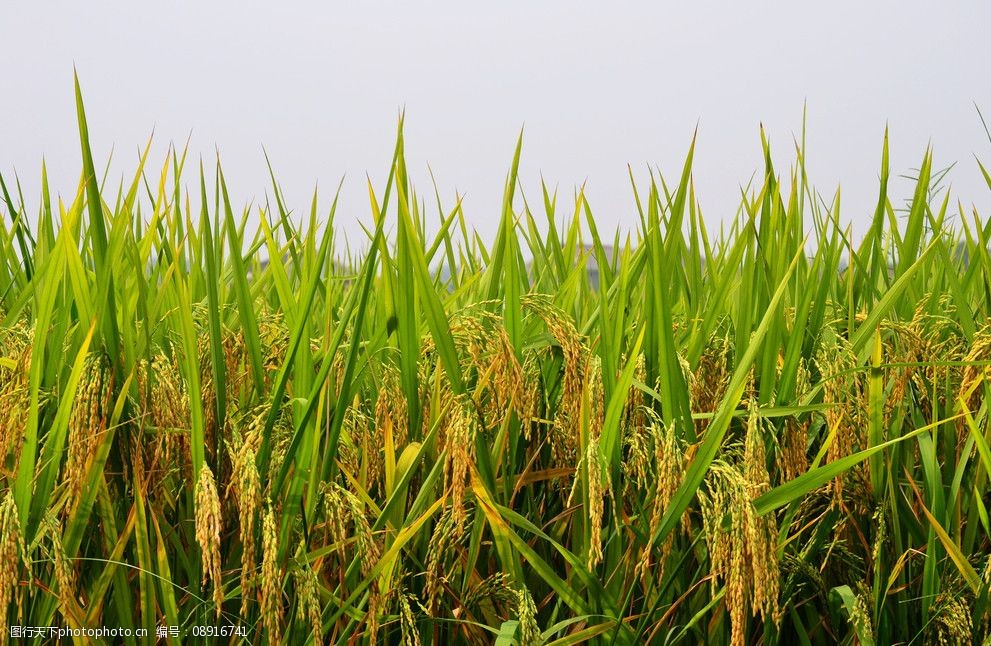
[439,394,477,526]
[396,578,423,646]
[260,501,283,646]
[197,327,247,461]
[250,402,295,491]
[779,416,810,484]
[421,303,527,432]
[134,351,191,492]
[423,507,468,616]
[521,294,592,470]
[904,294,967,418]
[699,461,780,646]
[320,480,381,580]
[66,353,114,511]
[319,479,383,638]
[743,399,773,493]
[961,328,991,405]
[0,490,26,640]
[292,550,324,646]
[39,514,78,623]
[227,413,263,618]
[519,352,544,437]
[460,572,515,622]
[622,352,647,432]
[258,309,291,385]
[636,413,686,582]
[515,585,541,646]
[335,401,378,491]
[777,359,811,484]
[690,332,733,434]
[881,320,919,419]
[375,364,410,451]
[959,324,991,452]
[925,589,973,646]
[0,321,32,479]
[194,465,224,617]
[814,326,868,509]
[847,582,876,645]
[569,356,608,570]
[622,357,652,494]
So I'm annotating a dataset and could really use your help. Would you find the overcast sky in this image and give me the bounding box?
[3,2,991,247]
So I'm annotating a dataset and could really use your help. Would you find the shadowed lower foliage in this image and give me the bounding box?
[3,81,991,644]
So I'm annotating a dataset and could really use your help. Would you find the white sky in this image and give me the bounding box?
[3,2,991,247]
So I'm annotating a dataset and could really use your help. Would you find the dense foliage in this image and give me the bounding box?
[2,80,991,644]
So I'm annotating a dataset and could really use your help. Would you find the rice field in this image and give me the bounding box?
[3,79,991,645]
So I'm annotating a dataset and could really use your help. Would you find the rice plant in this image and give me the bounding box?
[2,76,991,644]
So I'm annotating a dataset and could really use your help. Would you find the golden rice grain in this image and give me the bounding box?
[261,502,283,646]
[443,396,476,526]
[194,465,224,617]
[41,514,77,620]
[690,334,732,432]
[516,586,540,646]
[847,582,875,645]
[779,418,809,483]
[636,415,684,582]
[584,435,605,570]
[230,440,261,618]
[424,509,465,615]
[0,491,25,640]
[815,328,865,507]
[0,323,31,478]
[522,294,589,467]
[699,462,780,646]
[293,555,323,646]
[927,592,972,646]
[462,572,515,612]
[743,400,771,492]
[375,365,410,450]
[66,354,113,508]
[398,587,421,646]
[321,481,381,579]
